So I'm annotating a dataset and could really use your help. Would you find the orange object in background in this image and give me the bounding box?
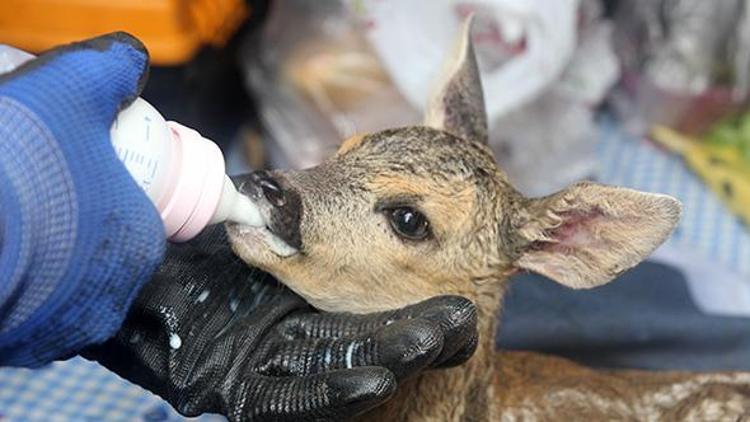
[0,0,250,65]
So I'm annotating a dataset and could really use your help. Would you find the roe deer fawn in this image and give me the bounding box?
[228,18,750,421]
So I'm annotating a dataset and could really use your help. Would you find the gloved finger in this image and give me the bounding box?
[0,32,149,125]
[258,319,443,380]
[276,295,475,339]
[432,330,478,369]
[405,296,477,367]
[229,368,396,422]
[276,296,477,367]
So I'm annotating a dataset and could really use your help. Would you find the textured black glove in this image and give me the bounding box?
[82,225,477,421]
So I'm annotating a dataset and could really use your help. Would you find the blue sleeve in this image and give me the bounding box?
[0,33,165,367]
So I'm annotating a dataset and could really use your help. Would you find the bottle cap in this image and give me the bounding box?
[160,121,225,241]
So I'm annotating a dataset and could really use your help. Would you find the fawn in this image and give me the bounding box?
[228,18,750,421]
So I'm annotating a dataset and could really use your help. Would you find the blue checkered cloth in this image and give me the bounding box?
[597,118,750,316]
[0,357,224,421]
[599,120,750,274]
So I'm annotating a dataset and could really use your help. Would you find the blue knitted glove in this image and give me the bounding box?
[0,33,166,367]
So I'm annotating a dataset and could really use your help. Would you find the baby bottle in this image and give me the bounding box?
[0,44,263,242]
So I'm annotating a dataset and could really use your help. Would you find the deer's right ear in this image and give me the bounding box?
[424,16,488,145]
[510,182,682,289]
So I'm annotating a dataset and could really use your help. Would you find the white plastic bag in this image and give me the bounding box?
[351,0,579,118]
[349,0,620,196]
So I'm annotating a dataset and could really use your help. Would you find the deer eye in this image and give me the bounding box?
[387,207,430,241]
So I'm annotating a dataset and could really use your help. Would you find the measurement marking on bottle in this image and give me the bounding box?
[150,160,158,180]
[144,116,151,142]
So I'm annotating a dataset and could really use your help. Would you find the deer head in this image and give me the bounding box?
[227,18,681,315]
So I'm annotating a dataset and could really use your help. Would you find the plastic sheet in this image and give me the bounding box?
[240,0,419,170]
[241,0,619,196]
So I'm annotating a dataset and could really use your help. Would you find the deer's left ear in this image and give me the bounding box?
[424,16,488,145]
[510,182,682,289]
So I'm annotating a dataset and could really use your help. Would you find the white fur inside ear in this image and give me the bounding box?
[516,184,682,289]
[545,209,609,250]
[423,15,488,145]
[424,17,473,128]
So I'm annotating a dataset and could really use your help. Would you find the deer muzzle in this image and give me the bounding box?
[236,170,303,252]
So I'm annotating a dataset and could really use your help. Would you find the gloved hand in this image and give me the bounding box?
[0,33,164,366]
[83,224,478,421]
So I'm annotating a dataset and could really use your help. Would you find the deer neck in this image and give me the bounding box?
[361,278,507,422]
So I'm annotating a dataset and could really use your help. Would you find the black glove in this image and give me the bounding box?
[82,225,477,421]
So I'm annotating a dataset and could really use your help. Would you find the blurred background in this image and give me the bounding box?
[2,0,750,420]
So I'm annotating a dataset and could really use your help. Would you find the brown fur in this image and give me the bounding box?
[229,18,750,421]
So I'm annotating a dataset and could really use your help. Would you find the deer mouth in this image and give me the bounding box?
[229,222,298,258]
[227,172,302,259]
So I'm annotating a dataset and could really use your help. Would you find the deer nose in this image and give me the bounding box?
[241,170,304,250]
[249,170,287,208]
